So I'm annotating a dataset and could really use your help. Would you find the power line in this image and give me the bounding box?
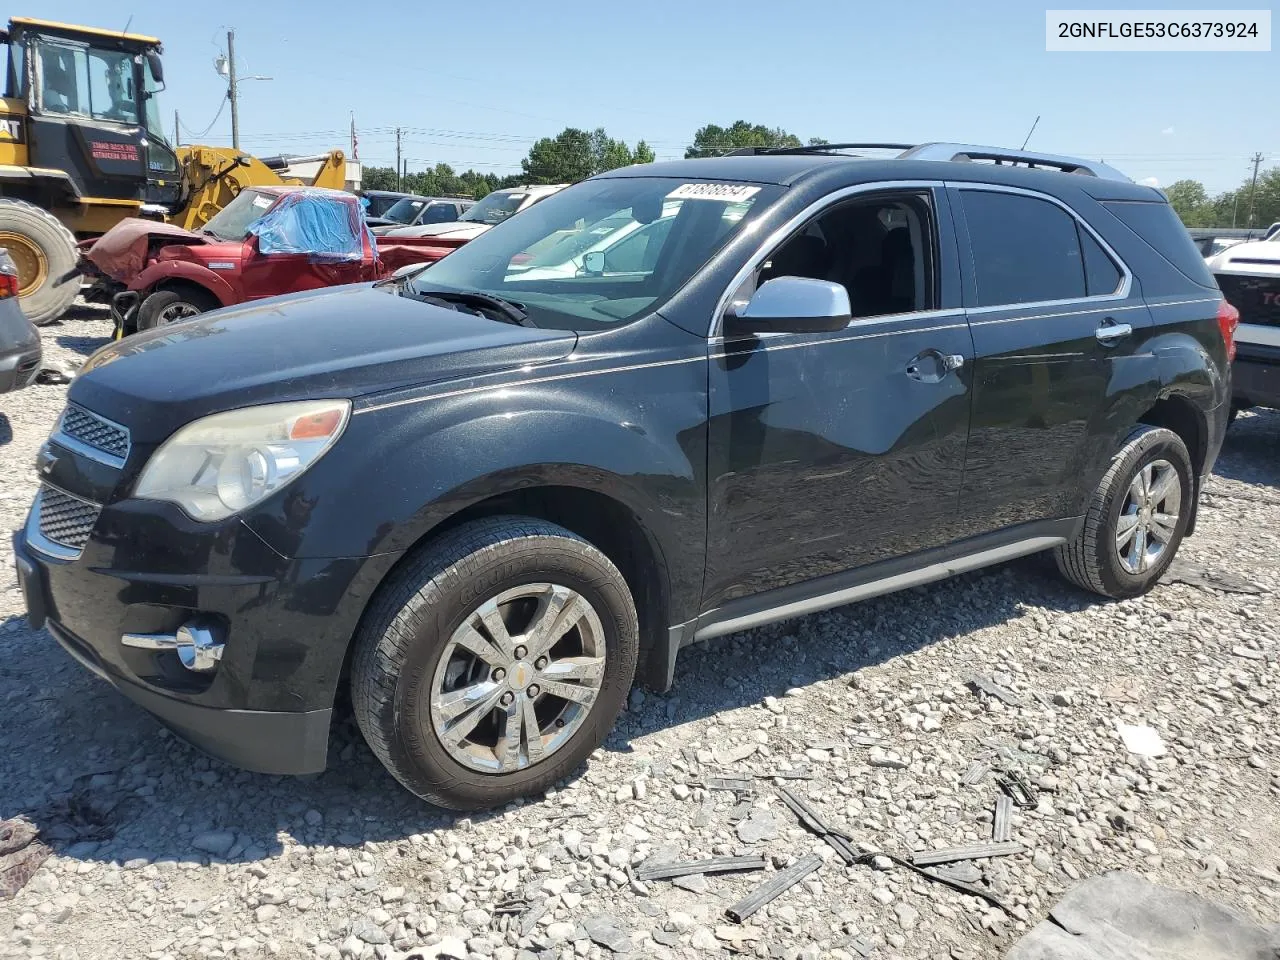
[179,98,228,139]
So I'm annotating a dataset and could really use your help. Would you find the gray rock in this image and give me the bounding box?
[352,920,389,945]
[672,874,708,893]
[191,831,236,857]
[583,914,632,953]
[736,810,779,844]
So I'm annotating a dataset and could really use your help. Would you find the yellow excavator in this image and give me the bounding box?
[0,17,348,324]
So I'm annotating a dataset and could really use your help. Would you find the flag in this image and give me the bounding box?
[350,113,359,161]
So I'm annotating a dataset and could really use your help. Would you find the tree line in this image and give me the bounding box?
[1164,166,1280,230]
[360,121,822,198]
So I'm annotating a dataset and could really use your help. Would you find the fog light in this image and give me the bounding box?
[122,622,225,673]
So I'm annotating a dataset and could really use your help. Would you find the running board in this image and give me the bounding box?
[692,536,1065,643]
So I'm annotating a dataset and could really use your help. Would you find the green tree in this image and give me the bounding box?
[522,128,596,184]
[1242,167,1280,229]
[684,121,803,158]
[1164,179,1213,227]
[362,166,398,191]
[521,127,654,184]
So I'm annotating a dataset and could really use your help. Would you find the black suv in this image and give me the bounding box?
[15,143,1235,809]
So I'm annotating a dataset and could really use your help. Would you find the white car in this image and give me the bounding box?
[381,184,567,242]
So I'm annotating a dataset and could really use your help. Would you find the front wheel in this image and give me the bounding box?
[351,517,638,809]
[1055,425,1194,599]
[136,287,218,331]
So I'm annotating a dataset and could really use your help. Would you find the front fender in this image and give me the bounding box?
[130,260,236,305]
[242,360,710,621]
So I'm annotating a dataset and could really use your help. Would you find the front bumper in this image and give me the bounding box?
[13,499,393,776]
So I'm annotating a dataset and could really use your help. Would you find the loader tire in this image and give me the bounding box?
[0,199,79,325]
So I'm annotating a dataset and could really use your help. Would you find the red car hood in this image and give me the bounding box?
[86,219,209,282]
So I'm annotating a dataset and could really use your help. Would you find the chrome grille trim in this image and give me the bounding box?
[54,404,131,467]
[28,484,102,559]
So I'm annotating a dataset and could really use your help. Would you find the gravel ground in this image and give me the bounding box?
[2,310,1278,960]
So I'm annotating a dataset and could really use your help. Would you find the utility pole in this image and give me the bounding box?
[395,128,402,191]
[1247,152,1264,229]
[173,110,180,147]
[227,30,240,151]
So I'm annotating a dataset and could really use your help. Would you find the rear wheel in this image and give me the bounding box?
[136,287,218,330]
[351,517,638,809]
[0,199,79,325]
[1055,425,1193,599]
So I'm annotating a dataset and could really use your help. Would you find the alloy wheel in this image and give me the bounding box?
[1115,458,1181,574]
[428,583,607,773]
[158,302,202,324]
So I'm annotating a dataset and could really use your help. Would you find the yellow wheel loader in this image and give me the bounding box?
[0,17,347,324]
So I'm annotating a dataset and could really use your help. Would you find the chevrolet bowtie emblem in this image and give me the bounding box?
[36,444,57,476]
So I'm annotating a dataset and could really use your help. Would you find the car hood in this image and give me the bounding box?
[86,219,209,282]
[383,221,492,240]
[71,283,577,443]
[1209,239,1280,275]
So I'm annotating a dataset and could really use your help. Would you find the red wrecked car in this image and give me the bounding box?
[85,186,448,335]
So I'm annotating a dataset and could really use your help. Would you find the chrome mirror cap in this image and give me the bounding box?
[729,277,852,335]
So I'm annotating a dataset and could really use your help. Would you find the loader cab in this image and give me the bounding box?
[2,18,180,215]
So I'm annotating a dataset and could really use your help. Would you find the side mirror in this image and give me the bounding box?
[146,51,164,86]
[582,250,605,275]
[727,276,851,335]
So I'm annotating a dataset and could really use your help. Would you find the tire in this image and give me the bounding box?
[351,516,639,810]
[136,287,218,331]
[1055,425,1194,599]
[0,198,79,326]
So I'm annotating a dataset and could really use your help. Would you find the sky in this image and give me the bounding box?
[31,0,1279,193]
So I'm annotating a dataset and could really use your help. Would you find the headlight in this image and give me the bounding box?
[134,400,350,521]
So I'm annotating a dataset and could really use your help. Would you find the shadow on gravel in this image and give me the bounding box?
[55,333,112,357]
[0,552,1092,873]
[1213,408,1280,487]
[0,413,11,445]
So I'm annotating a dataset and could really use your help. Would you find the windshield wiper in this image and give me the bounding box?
[405,288,536,327]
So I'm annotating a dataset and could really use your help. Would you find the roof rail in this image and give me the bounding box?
[723,142,915,157]
[899,143,1131,182]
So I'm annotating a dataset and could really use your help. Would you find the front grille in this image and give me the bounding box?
[58,404,131,462]
[37,485,102,552]
[1217,273,1280,328]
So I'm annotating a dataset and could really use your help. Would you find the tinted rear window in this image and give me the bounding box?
[961,190,1086,306]
[1078,225,1122,296]
[1102,201,1216,288]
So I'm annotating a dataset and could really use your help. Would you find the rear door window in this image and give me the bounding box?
[1078,226,1123,295]
[960,191,1087,306]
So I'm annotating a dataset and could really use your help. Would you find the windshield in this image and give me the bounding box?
[411,177,780,331]
[460,191,527,225]
[35,38,138,124]
[383,197,428,224]
[202,189,275,241]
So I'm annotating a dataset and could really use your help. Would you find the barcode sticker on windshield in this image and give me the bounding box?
[667,183,761,202]
[252,195,273,209]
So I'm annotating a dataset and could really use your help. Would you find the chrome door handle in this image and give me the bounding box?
[906,350,965,382]
[1095,320,1132,344]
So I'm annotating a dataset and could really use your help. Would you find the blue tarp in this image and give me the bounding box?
[251,190,370,262]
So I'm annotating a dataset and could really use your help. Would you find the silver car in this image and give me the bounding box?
[0,249,42,393]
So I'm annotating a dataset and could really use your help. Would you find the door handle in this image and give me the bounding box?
[906,350,965,382]
[1095,319,1133,344]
